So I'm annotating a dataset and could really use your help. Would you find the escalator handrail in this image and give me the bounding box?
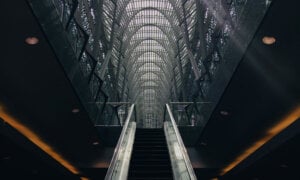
[105,104,135,180]
[166,104,197,180]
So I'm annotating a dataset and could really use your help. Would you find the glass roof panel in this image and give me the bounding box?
[102,0,197,127]
[54,0,262,127]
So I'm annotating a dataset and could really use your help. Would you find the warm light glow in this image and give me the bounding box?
[220,106,300,176]
[262,36,276,45]
[0,104,80,175]
[80,177,89,180]
[25,37,39,45]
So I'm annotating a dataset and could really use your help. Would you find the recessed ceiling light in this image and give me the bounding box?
[25,37,39,45]
[72,108,80,113]
[262,36,276,45]
[92,141,99,146]
[220,110,229,116]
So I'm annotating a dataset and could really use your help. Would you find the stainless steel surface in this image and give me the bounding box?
[165,104,197,180]
[105,104,136,180]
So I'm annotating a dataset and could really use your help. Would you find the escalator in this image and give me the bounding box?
[104,104,196,180]
[128,128,173,180]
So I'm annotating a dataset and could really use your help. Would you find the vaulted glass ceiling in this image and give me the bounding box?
[102,0,197,127]
[46,0,262,128]
[27,0,272,129]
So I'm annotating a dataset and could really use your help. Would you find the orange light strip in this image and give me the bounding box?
[0,104,81,176]
[220,105,300,176]
[80,177,90,180]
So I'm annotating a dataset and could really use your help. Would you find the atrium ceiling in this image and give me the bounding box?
[35,0,271,128]
[102,0,198,127]
[97,0,262,127]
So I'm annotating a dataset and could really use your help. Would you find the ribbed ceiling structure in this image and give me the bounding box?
[102,0,197,127]
[50,0,255,128]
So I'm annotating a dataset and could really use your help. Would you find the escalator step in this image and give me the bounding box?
[128,128,173,180]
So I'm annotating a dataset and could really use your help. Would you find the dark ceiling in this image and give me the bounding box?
[0,129,79,180]
[224,133,300,180]
[0,0,299,180]
[0,0,107,179]
[195,0,300,179]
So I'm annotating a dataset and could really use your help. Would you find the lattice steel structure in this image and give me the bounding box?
[100,0,250,127]
[34,0,270,128]
[102,0,197,128]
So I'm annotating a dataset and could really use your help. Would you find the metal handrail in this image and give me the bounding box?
[104,104,135,180]
[166,104,197,180]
